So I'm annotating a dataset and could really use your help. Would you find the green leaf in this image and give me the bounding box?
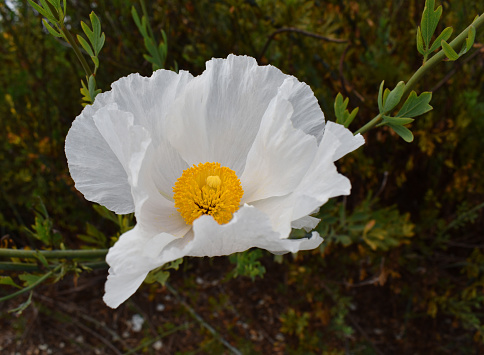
[0,276,22,289]
[460,25,476,55]
[34,251,49,267]
[334,93,347,124]
[420,0,442,48]
[28,0,54,21]
[428,26,453,53]
[92,204,119,225]
[80,21,94,44]
[19,273,42,287]
[388,123,414,142]
[397,91,433,118]
[377,81,385,113]
[77,35,94,57]
[345,107,359,128]
[91,56,99,69]
[441,40,459,61]
[39,0,58,21]
[383,81,406,113]
[42,19,62,37]
[416,27,425,55]
[382,116,415,126]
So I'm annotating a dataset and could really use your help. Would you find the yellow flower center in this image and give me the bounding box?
[173,162,244,225]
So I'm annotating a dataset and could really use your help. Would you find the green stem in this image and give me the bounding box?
[0,264,62,302]
[0,249,107,259]
[354,113,382,135]
[0,261,108,271]
[60,25,93,78]
[354,13,484,136]
[404,13,484,98]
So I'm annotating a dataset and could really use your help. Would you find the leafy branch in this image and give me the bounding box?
[337,0,483,142]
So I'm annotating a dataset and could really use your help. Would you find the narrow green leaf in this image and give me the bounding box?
[91,56,99,69]
[39,0,55,18]
[80,21,94,44]
[397,91,433,118]
[465,25,476,52]
[131,6,143,33]
[42,19,62,37]
[441,40,459,61]
[47,0,61,11]
[420,0,442,48]
[77,35,94,57]
[416,27,425,55]
[377,81,385,113]
[345,107,359,128]
[27,0,53,21]
[334,93,347,124]
[428,26,453,53]
[382,116,415,125]
[34,251,49,267]
[95,33,105,56]
[90,12,101,39]
[383,81,405,113]
[0,276,22,289]
[388,123,414,142]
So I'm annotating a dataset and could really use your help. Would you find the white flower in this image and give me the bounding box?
[65,55,364,308]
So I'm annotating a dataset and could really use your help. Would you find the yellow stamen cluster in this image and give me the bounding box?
[173,162,244,225]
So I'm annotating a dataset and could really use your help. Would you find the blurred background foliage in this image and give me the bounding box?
[1,0,483,353]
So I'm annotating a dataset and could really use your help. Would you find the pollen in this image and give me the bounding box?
[173,162,244,225]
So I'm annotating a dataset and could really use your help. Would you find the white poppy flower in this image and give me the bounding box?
[65,55,364,308]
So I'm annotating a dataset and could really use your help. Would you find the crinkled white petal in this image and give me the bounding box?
[148,205,323,265]
[65,107,149,214]
[291,215,321,232]
[165,55,325,176]
[325,121,365,162]
[103,225,180,308]
[250,122,364,234]
[66,69,193,213]
[240,93,318,203]
[277,77,325,143]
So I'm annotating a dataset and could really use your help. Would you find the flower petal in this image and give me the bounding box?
[66,69,193,213]
[153,205,323,265]
[166,55,291,176]
[103,225,180,308]
[250,122,364,234]
[240,92,318,203]
[277,76,325,142]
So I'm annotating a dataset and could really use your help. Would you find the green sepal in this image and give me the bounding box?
[388,123,414,142]
[420,0,442,48]
[428,26,453,53]
[397,91,433,118]
[382,116,415,126]
[377,81,385,113]
[42,19,62,37]
[441,40,459,61]
[383,81,406,113]
[416,27,425,55]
